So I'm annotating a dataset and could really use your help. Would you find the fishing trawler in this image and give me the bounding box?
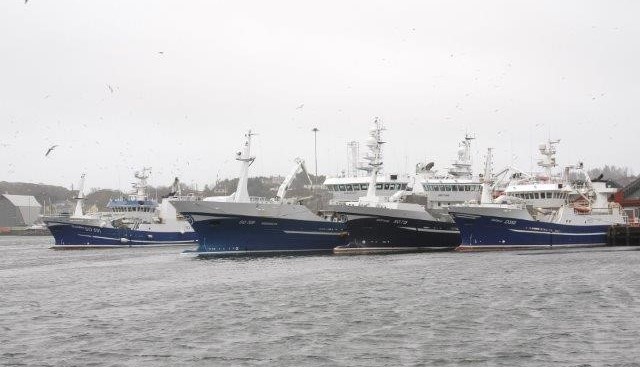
[173,130,347,257]
[42,170,198,248]
[329,119,460,254]
[448,145,627,250]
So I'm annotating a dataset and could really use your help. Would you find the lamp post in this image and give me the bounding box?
[312,127,319,186]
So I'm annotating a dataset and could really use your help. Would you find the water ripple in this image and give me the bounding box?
[1,238,640,366]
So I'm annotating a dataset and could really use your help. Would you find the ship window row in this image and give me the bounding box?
[509,192,567,200]
[112,207,154,212]
[326,183,408,192]
[423,184,481,192]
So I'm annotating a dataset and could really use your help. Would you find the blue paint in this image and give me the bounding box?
[47,221,198,247]
[450,212,610,249]
[185,213,347,255]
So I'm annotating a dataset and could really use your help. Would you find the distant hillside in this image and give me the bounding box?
[0,181,71,206]
[0,173,328,213]
[204,174,326,198]
[587,165,637,187]
[202,173,330,210]
[84,189,125,211]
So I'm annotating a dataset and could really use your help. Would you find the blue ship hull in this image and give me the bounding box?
[450,212,610,250]
[46,221,198,248]
[183,213,348,256]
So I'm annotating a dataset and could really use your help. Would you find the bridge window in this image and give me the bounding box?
[534,193,539,199]
[361,184,368,190]
[338,185,345,191]
[376,183,383,189]
[384,184,390,190]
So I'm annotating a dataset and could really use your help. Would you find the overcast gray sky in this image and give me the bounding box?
[1,0,638,191]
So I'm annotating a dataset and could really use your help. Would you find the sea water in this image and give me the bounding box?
[1,236,640,366]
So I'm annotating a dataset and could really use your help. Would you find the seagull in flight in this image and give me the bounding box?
[296,104,304,110]
[107,84,114,93]
[45,145,59,157]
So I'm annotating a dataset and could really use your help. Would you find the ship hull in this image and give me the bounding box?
[45,220,198,248]
[173,201,347,256]
[184,214,346,256]
[449,211,610,250]
[329,205,460,253]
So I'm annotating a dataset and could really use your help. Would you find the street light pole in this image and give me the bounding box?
[312,127,319,186]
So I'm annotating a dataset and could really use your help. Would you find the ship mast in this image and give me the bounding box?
[234,130,256,203]
[480,148,494,204]
[133,168,151,201]
[361,118,385,203]
[537,139,559,180]
[449,133,474,178]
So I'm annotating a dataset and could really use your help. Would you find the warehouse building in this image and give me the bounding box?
[0,194,42,227]
[614,177,640,225]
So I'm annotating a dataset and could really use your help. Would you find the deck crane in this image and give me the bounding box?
[276,158,312,203]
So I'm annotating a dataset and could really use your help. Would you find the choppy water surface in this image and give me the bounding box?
[1,237,640,366]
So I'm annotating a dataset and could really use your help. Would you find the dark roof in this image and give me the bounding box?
[621,177,640,199]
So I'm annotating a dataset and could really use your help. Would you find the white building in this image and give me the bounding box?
[0,194,42,227]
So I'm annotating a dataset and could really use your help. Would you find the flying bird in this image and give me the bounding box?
[296,104,304,110]
[45,145,58,157]
[107,84,114,93]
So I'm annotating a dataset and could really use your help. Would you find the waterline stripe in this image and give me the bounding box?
[282,231,343,236]
[77,234,196,244]
[399,226,459,233]
[508,229,605,236]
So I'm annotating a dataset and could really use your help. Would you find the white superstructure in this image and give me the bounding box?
[324,120,409,203]
[497,139,573,210]
[420,133,483,209]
